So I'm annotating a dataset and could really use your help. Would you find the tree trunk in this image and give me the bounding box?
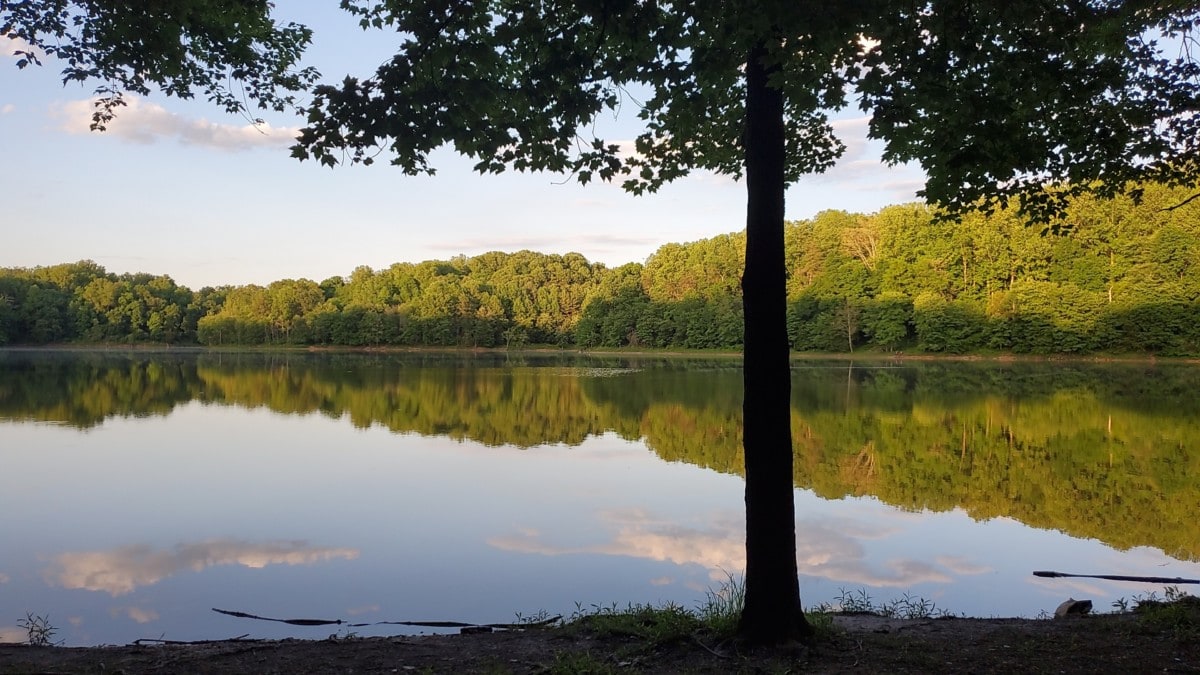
[737,40,811,644]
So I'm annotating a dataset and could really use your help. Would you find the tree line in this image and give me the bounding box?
[3,183,1199,354]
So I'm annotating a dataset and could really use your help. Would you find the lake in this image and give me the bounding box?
[2,349,1199,646]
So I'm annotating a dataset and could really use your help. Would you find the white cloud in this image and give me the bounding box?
[830,116,874,159]
[45,539,359,596]
[0,104,13,115]
[1,34,39,60]
[877,178,927,193]
[54,96,301,150]
[810,116,925,201]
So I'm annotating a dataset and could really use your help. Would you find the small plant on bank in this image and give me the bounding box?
[696,570,745,638]
[812,587,876,614]
[881,593,953,620]
[17,613,60,646]
[812,588,952,620]
[1112,586,1184,614]
[513,608,557,627]
[1130,586,1200,638]
[560,572,756,663]
[805,608,836,637]
[567,600,701,645]
[1113,588,1166,614]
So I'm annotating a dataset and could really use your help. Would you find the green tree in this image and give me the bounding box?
[265,279,325,342]
[861,293,911,351]
[12,0,1199,643]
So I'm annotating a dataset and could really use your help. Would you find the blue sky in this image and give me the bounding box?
[0,7,925,290]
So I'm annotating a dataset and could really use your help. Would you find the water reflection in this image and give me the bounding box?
[2,350,1200,644]
[489,507,991,589]
[46,539,360,595]
[111,606,158,624]
[2,350,1197,561]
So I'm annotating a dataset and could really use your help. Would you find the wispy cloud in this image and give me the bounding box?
[0,625,26,643]
[53,96,300,150]
[426,232,661,256]
[45,539,359,596]
[935,555,994,576]
[830,116,874,158]
[0,104,13,115]
[807,116,925,202]
[0,571,9,583]
[489,509,986,590]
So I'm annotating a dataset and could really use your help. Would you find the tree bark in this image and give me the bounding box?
[737,41,811,643]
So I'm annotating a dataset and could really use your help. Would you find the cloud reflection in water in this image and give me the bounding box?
[45,539,359,596]
[489,509,990,589]
[111,606,160,624]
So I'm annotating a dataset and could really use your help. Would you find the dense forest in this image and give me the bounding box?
[4,183,1200,354]
[3,352,1198,560]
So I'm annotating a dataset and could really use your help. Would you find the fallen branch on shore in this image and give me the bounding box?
[212,608,562,630]
[1033,570,1200,584]
[132,634,258,645]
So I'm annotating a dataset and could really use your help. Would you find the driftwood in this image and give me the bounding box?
[132,633,258,645]
[212,608,563,630]
[1033,570,1200,584]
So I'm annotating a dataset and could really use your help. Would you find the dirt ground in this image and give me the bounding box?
[2,611,1198,674]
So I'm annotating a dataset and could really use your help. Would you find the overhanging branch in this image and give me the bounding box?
[1160,191,1200,211]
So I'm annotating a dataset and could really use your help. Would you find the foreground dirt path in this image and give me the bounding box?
[3,613,1199,674]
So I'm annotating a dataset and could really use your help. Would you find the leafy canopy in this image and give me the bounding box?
[2,0,319,129]
[290,1,1199,220]
[294,1,868,188]
[859,2,1200,219]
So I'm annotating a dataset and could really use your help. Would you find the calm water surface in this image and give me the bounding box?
[1,350,1198,645]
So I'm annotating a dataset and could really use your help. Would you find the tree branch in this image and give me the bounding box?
[1160,191,1200,212]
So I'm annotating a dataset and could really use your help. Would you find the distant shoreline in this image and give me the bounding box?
[2,342,1195,365]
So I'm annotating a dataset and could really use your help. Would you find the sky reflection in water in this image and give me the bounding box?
[1,357,1199,646]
